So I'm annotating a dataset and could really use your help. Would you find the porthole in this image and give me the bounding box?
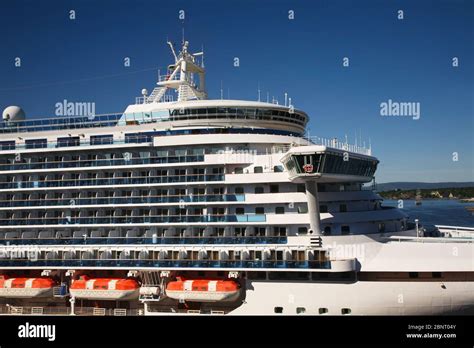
[341,308,351,315]
[319,308,328,314]
[274,307,283,314]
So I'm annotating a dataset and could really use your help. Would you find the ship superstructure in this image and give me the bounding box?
[0,41,472,316]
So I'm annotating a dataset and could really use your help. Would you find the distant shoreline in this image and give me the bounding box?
[378,187,474,201]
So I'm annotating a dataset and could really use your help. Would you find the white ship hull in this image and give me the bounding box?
[229,280,474,315]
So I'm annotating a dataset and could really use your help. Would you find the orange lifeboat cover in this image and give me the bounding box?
[70,276,139,290]
[0,275,54,289]
[167,278,239,292]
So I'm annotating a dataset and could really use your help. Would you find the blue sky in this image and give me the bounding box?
[0,0,472,183]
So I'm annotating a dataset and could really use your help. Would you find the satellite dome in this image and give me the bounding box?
[2,106,25,122]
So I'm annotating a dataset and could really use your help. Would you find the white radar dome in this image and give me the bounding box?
[2,106,26,122]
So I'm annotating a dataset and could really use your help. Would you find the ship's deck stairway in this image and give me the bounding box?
[147,87,167,103]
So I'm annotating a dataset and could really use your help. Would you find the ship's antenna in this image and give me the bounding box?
[257,82,261,101]
[220,81,224,100]
[266,92,269,103]
[284,92,288,106]
[167,40,178,62]
[201,45,205,68]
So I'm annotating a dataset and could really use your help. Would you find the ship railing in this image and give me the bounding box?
[0,235,287,246]
[383,235,473,243]
[0,113,124,134]
[0,259,332,269]
[135,94,175,105]
[0,107,307,135]
[0,173,225,190]
[0,134,154,151]
[0,212,265,226]
[0,305,143,316]
[0,194,245,208]
[158,72,181,82]
[0,154,206,171]
[304,136,372,156]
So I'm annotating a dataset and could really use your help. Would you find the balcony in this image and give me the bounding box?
[0,235,286,246]
[0,155,205,172]
[0,174,224,190]
[0,194,245,208]
[0,214,266,226]
[0,258,330,270]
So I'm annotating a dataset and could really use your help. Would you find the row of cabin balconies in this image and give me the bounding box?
[0,144,289,172]
[0,225,292,243]
[0,246,334,270]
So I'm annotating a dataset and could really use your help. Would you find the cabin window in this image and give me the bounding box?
[341,308,351,315]
[254,166,263,173]
[319,205,328,213]
[255,187,264,194]
[296,184,305,192]
[255,207,265,215]
[274,307,283,314]
[409,272,419,278]
[25,139,47,149]
[378,223,386,233]
[90,134,113,145]
[275,207,285,214]
[270,184,279,193]
[273,165,284,172]
[298,227,308,235]
[296,307,306,314]
[323,226,332,235]
[319,308,328,314]
[236,208,245,215]
[432,272,442,278]
[0,141,15,150]
[341,226,350,235]
[235,187,244,194]
[234,167,244,174]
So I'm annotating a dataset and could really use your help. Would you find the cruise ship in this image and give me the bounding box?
[0,40,472,316]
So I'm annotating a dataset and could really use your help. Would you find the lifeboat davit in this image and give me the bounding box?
[0,275,55,298]
[69,276,139,300]
[166,277,240,302]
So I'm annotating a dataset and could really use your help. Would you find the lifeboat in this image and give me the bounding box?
[0,275,55,298]
[69,276,139,300]
[166,277,240,302]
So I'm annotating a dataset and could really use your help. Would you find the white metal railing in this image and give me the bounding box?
[10,306,23,315]
[158,72,181,82]
[384,235,473,244]
[93,308,106,316]
[435,225,474,239]
[113,308,127,316]
[305,136,372,156]
[31,307,44,315]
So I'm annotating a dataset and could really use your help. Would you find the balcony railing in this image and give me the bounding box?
[0,155,205,171]
[0,214,266,226]
[0,174,224,190]
[0,258,330,269]
[0,194,245,208]
[305,136,372,156]
[0,235,286,246]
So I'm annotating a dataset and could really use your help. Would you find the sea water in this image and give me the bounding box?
[384,199,474,227]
